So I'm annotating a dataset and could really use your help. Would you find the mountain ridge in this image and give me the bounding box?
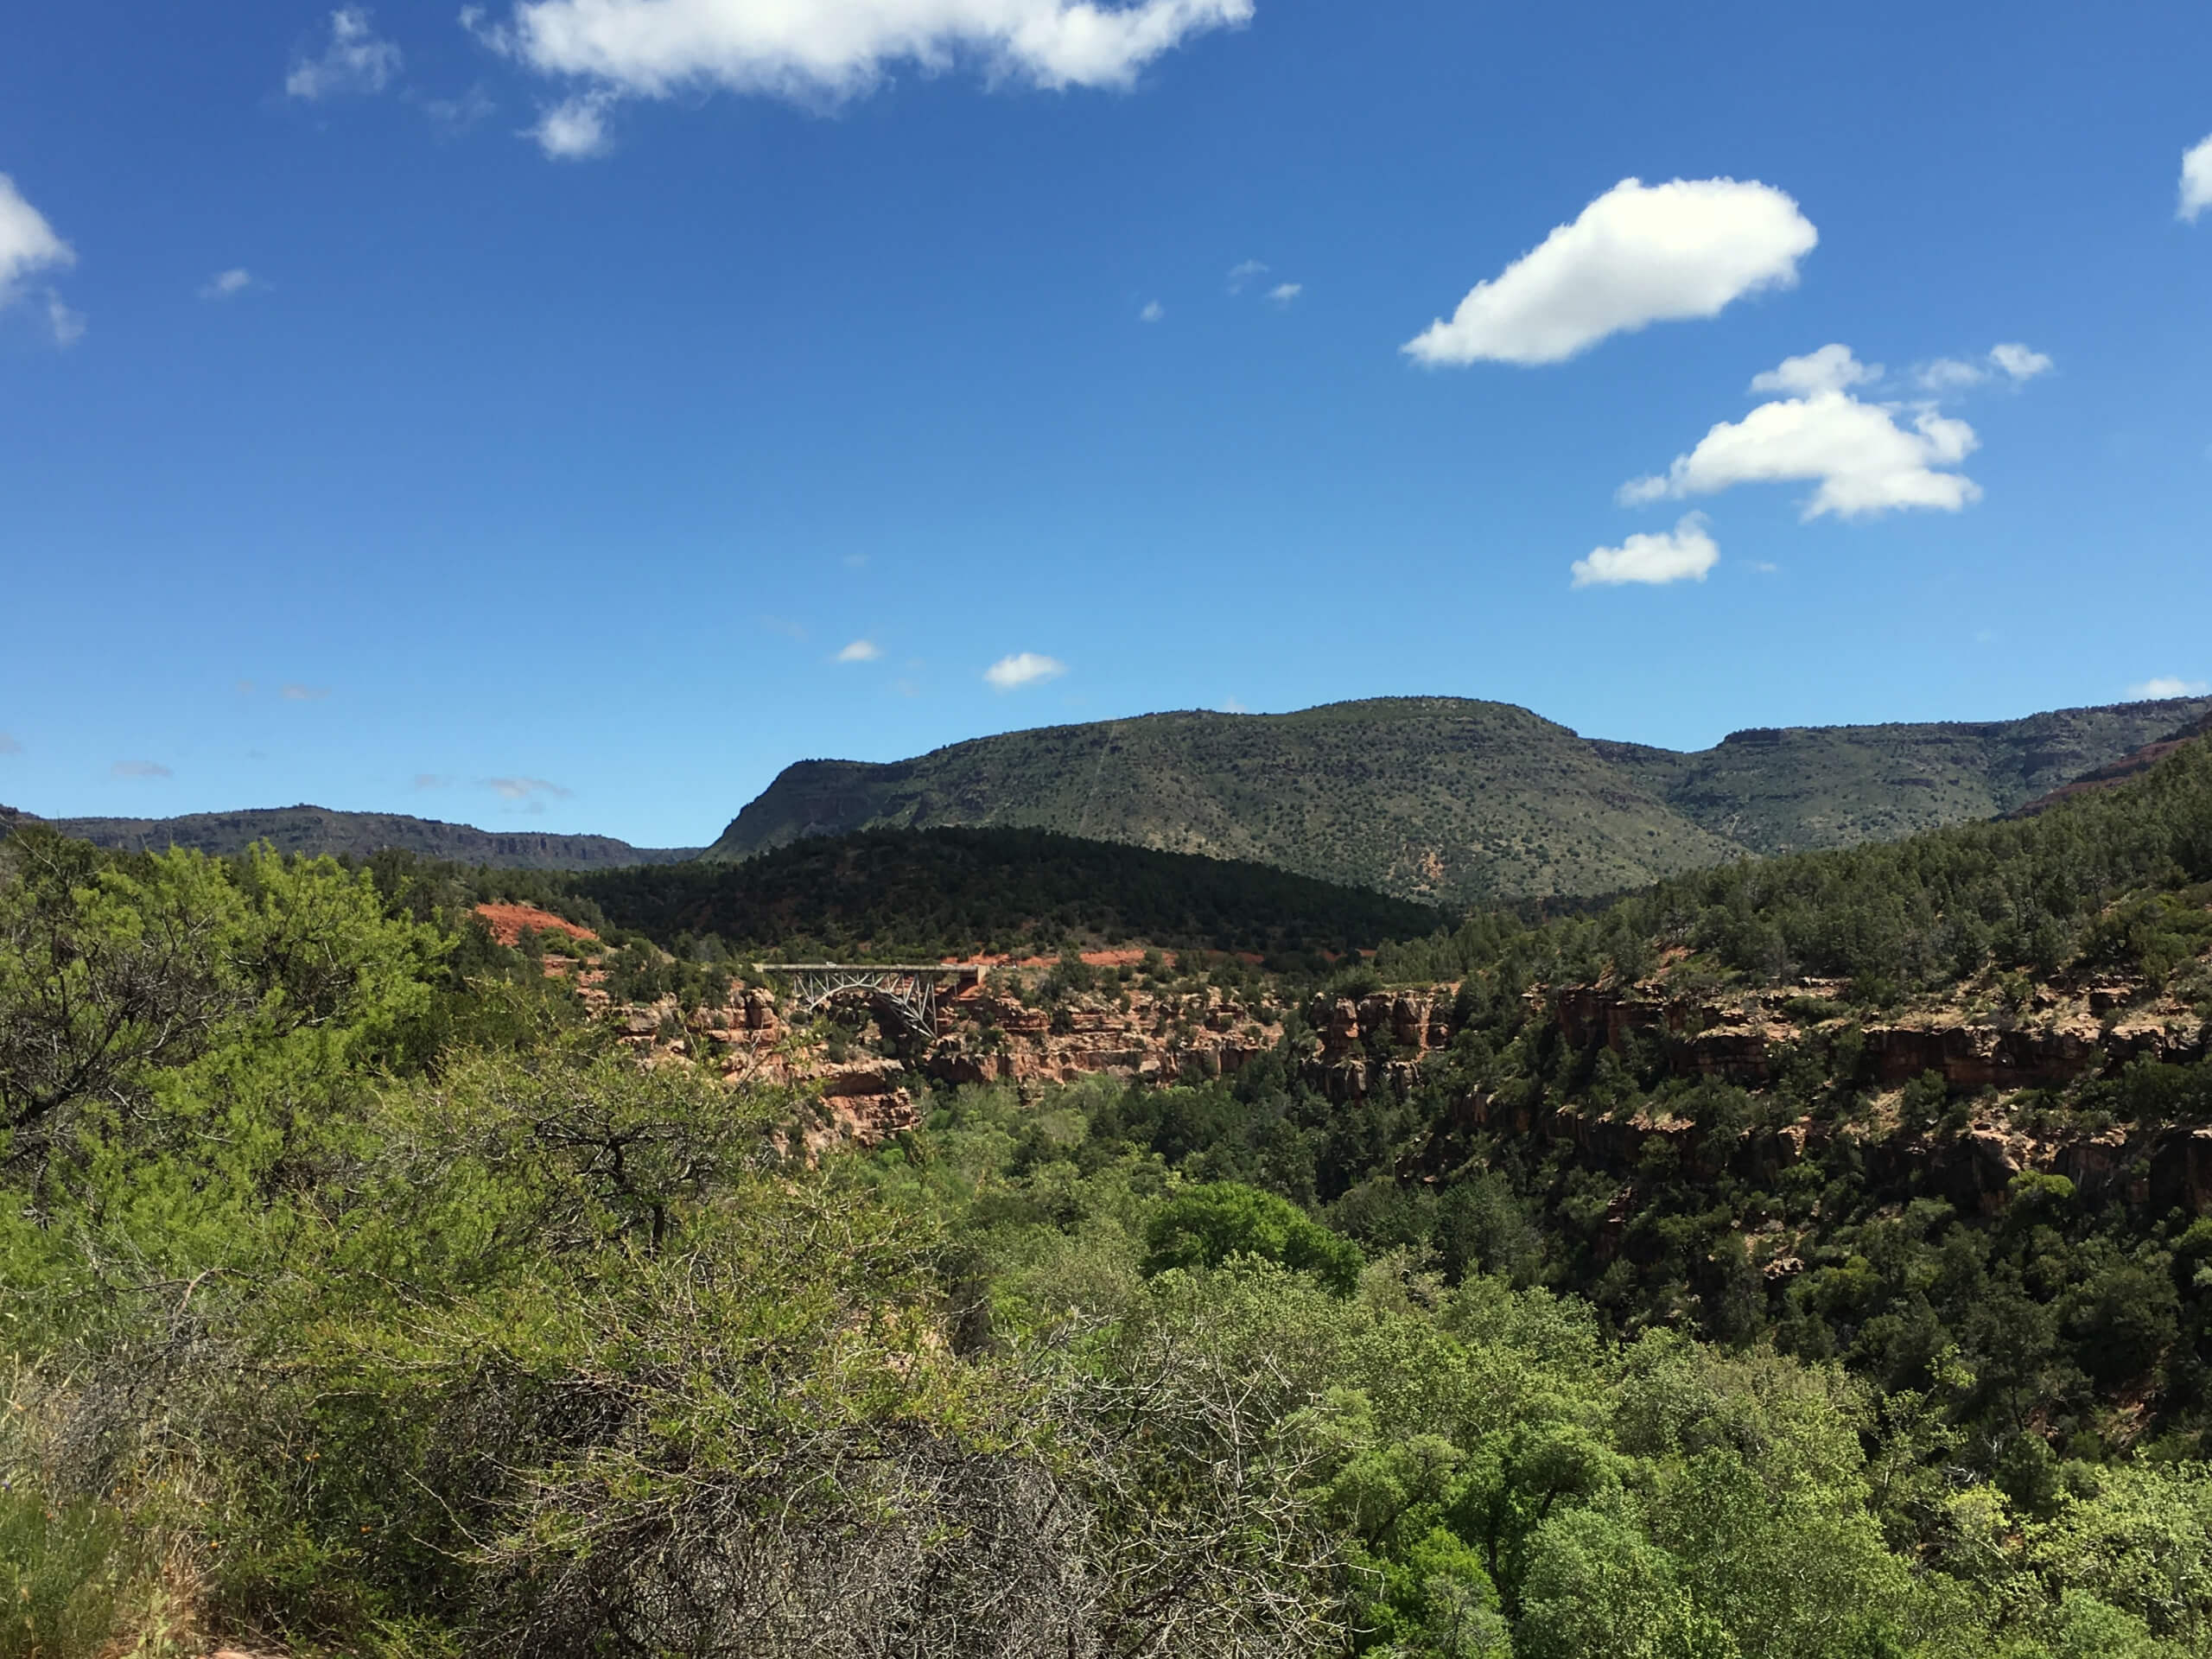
[0,802,697,870]
[14,694,2210,899]
[708,693,2212,906]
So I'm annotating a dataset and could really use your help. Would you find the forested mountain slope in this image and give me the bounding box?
[556,824,1446,963]
[0,802,696,868]
[709,694,2212,906]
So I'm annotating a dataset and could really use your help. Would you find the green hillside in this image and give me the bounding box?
[0,802,696,870]
[552,824,1446,963]
[709,694,2212,904]
[1635,699,2212,854]
[708,699,1750,905]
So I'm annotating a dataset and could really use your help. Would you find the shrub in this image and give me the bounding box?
[1143,1181,1362,1294]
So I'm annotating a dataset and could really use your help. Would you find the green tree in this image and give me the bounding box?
[1144,1179,1363,1293]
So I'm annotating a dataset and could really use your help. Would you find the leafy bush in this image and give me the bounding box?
[1145,1180,1363,1294]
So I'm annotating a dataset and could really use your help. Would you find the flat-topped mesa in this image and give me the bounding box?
[10,804,698,869]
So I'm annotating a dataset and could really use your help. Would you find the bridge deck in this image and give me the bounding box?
[753,963,988,973]
[753,962,989,982]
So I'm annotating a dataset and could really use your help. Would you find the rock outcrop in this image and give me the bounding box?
[583,944,2212,1221]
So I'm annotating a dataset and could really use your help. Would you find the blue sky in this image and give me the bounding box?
[3,0,2209,846]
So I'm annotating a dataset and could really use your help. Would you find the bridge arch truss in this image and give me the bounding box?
[758,963,986,1045]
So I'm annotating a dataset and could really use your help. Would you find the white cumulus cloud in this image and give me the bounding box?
[835,639,882,662]
[200,268,257,300]
[1266,281,1301,304]
[532,90,616,157]
[1621,346,1982,520]
[476,0,1251,146]
[287,8,403,99]
[1750,343,1878,397]
[985,652,1065,690]
[1988,341,2052,381]
[1403,176,1817,367]
[2129,676,2209,700]
[1139,299,1163,322]
[2181,134,2212,223]
[1571,513,1719,588]
[0,175,73,304]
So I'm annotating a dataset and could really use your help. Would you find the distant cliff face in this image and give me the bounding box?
[705,695,2212,906]
[1,804,698,871]
[2012,714,2212,817]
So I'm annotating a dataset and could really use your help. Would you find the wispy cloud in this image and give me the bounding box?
[287,7,402,99]
[281,683,331,702]
[1139,299,1164,323]
[113,760,173,779]
[0,175,73,302]
[1266,282,1301,305]
[1914,341,2054,393]
[199,268,257,301]
[758,614,808,641]
[422,84,497,132]
[835,639,882,663]
[2181,133,2212,224]
[484,779,570,809]
[984,652,1066,690]
[45,294,84,346]
[1225,259,1268,295]
[0,175,81,346]
[0,732,22,756]
[2128,676,2209,700]
[413,772,451,789]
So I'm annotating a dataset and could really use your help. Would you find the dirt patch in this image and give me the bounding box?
[946,949,1154,969]
[474,902,597,947]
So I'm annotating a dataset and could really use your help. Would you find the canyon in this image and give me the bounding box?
[497,897,2212,1225]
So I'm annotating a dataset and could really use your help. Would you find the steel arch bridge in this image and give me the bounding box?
[756,963,988,1044]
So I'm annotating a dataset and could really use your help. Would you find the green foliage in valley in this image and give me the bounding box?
[8,733,2212,1656]
[1239,740,2212,1493]
[872,1077,2212,1658]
